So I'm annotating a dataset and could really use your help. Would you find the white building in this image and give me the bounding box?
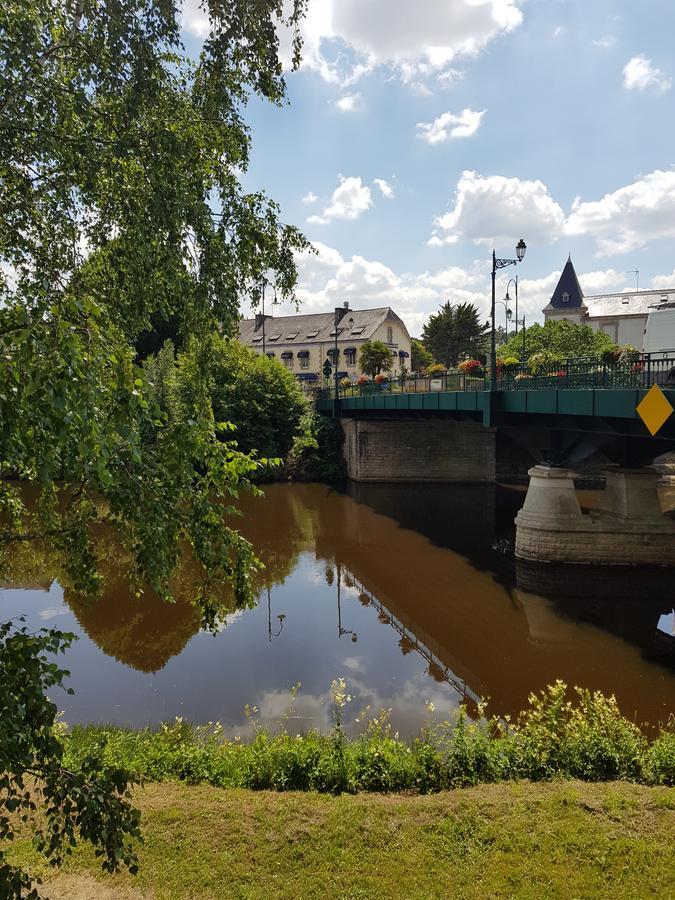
[542,256,675,349]
[238,305,412,383]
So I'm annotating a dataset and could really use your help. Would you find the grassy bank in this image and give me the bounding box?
[63,683,675,792]
[9,781,675,898]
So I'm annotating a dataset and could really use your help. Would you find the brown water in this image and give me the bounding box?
[1,482,673,735]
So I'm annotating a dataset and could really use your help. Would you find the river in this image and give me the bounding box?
[1,482,673,736]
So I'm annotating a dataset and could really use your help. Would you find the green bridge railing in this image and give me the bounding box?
[317,353,675,400]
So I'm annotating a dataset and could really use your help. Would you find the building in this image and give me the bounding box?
[542,256,675,349]
[238,305,412,383]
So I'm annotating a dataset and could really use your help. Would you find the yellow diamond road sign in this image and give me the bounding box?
[637,384,674,436]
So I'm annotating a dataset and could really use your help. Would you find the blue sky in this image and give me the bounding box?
[184,0,675,335]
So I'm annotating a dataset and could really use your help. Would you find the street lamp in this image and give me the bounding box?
[332,305,352,416]
[504,276,519,336]
[495,299,512,341]
[491,240,526,390]
[260,274,279,355]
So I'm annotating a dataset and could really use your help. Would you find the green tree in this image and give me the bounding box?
[411,338,434,372]
[359,341,393,376]
[500,320,614,362]
[0,0,309,892]
[169,336,305,460]
[421,302,489,367]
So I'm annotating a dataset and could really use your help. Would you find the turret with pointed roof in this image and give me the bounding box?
[542,256,588,320]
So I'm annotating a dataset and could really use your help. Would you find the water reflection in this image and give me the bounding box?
[1,482,673,732]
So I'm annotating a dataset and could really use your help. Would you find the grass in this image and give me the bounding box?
[8,780,675,899]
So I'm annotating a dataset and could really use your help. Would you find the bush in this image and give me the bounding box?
[425,363,446,376]
[458,359,483,376]
[285,410,346,482]
[499,357,520,371]
[144,335,305,461]
[62,681,675,795]
[527,350,564,374]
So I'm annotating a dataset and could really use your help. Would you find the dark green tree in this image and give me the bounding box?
[359,341,393,376]
[500,320,614,362]
[411,338,434,372]
[421,302,489,367]
[0,0,309,892]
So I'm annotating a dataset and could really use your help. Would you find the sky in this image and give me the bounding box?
[183,0,675,337]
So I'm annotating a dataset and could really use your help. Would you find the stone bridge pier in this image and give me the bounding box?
[515,465,675,565]
[341,418,495,483]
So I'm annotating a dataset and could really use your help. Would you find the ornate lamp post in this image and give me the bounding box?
[491,240,526,390]
[504,276,519,335]
[260,275,278,355]
[495,299,512,341]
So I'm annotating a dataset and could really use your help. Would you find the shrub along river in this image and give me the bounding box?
[2,482,674,736]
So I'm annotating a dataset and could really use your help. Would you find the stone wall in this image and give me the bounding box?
[341,419,495,483]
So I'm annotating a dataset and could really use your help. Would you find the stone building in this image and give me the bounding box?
[238,305,412,383]
[542,256,675,349]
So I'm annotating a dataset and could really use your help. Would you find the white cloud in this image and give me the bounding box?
[306,175,373,225]
[652,270,675,290]
[278,0,523,87]
[181,0,210,37]
[335,92,361,112]
[417,108,486,143]
[262,239,634,335]
[429,170,565,247]
[592,36,616,49]
[373,178,395,199]
[301,191,319,205]
[623,55,672,94]
[565,168,675,256]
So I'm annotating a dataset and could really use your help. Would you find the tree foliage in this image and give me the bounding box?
[358,341,393,377]
[144,337,306,461]
[410,339,434,372]
[1,0,309,891]
[500,320,614,362]
[421,302,489,367]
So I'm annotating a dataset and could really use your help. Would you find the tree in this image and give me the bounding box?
[359,341,394,377]
[144,337,306,461]
[421,302,489,367]
[1,0,309,892]
[500,320,614,362]
[411,338,434,372]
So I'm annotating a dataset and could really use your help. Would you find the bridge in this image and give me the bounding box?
[315,356,675,567]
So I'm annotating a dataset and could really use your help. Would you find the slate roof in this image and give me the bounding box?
[548,256,586,310]
[238,307,408,346]
[585,289,675,318]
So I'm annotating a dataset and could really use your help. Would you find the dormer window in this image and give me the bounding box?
[562,292,570,304]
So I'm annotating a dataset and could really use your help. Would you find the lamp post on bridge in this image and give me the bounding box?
[491,240,526,390]
[495,299,512,341]
[504,276,519,336]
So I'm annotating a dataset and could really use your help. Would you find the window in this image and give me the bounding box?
[662,295,669,304]
[562,292,570,303]
[300,355,310,369]
[345,350,356,367]
[252,336,262,344]
[350,326,365,336]
[306,330,319,338]
[286,332,299,340]
[387,326,393,343]
[268,333,281,342]
[283,357,293,369]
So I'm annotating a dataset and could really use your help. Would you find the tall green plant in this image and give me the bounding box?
[500,320,614,362]
[359,341,393,376]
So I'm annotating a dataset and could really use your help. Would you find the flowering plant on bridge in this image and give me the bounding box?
[425,363,447,376]
[499,357,520,372]
[357,374,370,385]
[458,359,483,376]
[374,373,388,385]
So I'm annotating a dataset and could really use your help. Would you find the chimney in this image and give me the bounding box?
[334,303,350,326]
[254,313,272,332]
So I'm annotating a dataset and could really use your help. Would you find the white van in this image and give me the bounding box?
[643,305,675,359]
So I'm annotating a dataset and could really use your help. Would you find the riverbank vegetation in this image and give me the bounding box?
[8,780,675,899]
[64,682,674,793]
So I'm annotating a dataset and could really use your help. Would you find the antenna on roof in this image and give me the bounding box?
[626,269,639,292]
